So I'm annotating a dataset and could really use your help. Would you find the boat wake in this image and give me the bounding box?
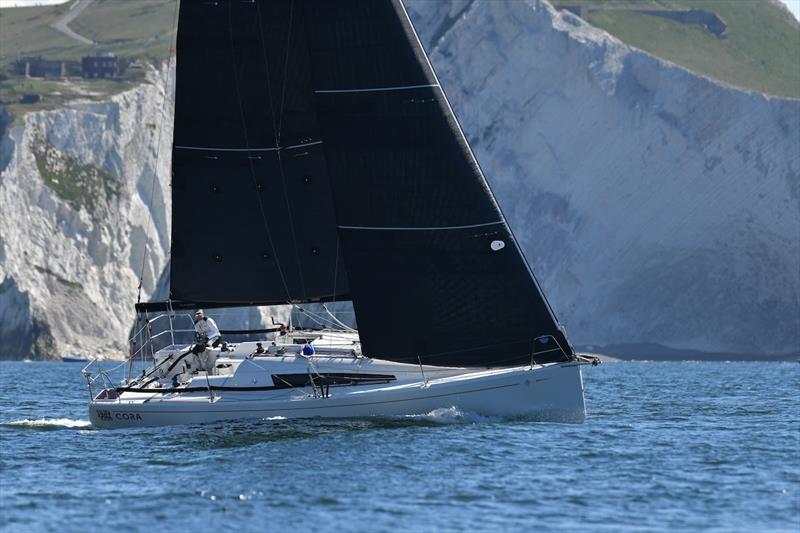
[1,418,93,430]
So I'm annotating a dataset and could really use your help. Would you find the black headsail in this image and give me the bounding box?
[146,0,573,367]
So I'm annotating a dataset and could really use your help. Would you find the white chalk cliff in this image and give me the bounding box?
[1,0,797,359]
[0,67,175,359]
[0,66,281,360]
[406,0,799,356]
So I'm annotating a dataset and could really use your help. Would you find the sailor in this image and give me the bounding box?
[192,309,222,373]
[254,342,265,355]
[193,309,221,346]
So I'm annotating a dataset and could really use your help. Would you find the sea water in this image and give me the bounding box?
[0,361,797,532]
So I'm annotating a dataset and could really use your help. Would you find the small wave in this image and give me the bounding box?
[193,428,315,449]
[1,418,93,430]
[403,406,498,425]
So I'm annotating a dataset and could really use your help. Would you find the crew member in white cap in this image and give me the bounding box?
[192,310,221,372]
[194,309,221,346]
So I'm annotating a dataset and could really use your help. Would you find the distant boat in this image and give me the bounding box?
[62,356,88,363]
[84,0,598,429]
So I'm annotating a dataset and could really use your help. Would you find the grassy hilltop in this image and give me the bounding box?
[0,0,176,62]
[0,0,177,119]
[0,0,797,119]
[550,0,800,99]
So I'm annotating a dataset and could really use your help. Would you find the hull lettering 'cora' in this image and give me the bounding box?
[84,0,598,429]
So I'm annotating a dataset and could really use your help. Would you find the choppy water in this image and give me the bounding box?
[0,361,797,532]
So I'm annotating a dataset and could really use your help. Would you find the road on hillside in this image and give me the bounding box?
[51,0,96,46]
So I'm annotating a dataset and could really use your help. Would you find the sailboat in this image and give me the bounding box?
[85,0,598,429]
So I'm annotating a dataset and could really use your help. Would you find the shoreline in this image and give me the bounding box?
[577,343,799,363]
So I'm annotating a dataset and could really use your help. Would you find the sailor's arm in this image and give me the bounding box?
[206,317,221,342]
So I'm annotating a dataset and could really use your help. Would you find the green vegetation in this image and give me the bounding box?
[32,139,120,216]
[33,265,83,290]
[0,0,177,63]
[550,0,800,98]
[69,0,179,62]
[0,4,78,62]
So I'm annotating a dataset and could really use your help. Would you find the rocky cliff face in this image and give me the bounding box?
[2,1,797,359]
[0,66,175,359]
[0,65,281,360]
[406,0,800,356]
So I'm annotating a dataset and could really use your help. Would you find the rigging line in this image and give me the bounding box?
[309,310,346,331]
[326,237,353,331]
[323,238,358,334]
[276,150,309,297]
[322,304,357,333]
[331,236,339,306]
[328,237,340,347]
[226,1,293,303]
[254,0,281,150]
[293,305,340,330]
[255,0,307,298]
[308,309,344,331]
[276,0,295,144]
[136,0,180,303]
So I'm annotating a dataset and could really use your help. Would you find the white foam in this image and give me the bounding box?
[0,0,70,7]
[2,418,92,429]
[404,406,497,424]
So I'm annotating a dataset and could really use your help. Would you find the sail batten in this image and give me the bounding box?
[174,141,322,152]
[338,221,504,231]
[314,83,439,94]
[163,0,573,367]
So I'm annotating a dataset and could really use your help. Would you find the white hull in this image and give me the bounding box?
[89,361,586,429]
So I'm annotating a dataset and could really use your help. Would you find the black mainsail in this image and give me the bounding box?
[141,0,574,367]
[168,0,349,306]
